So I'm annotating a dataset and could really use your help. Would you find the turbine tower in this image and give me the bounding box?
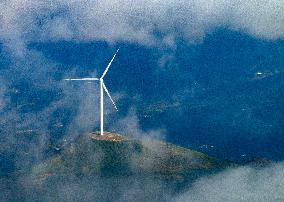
[65,49,119,136]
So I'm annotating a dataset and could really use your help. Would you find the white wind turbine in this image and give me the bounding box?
[65,49,120,136]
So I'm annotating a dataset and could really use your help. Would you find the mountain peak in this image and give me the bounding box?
[89,131,125,142]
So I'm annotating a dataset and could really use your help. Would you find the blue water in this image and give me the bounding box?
[2,29,284,165]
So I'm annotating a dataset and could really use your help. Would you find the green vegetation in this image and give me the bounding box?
[30,133,231,187]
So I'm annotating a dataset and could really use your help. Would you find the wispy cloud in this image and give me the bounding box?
[175,163,284,202]
[1,0,283,55]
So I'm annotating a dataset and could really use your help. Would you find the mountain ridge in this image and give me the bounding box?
[29,132,231,185]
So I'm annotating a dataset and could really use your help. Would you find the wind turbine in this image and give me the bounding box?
[65,49,120,136]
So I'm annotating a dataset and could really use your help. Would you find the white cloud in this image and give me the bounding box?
[229,0,284,40]
[111,108,165,139]
[65,81,101,137]
[0,0,283,55]
[175,163,284,202]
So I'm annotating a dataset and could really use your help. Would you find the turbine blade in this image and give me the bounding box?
[102,82,118,111]
[101,48,120,79]
[64,78,99,81]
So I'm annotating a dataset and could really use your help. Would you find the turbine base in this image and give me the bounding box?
[89,131,125,142]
